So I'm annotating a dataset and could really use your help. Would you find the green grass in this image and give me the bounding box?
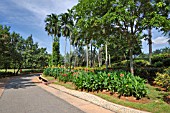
[94,85,170,113]
[42,75,170,113]
[0,69,43,74]
[54,80,75,90]
[0,69,16,73]
[42,74,55,81]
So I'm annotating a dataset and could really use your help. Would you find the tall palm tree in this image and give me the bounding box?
[60,11,74,69]
[45,14,61,66]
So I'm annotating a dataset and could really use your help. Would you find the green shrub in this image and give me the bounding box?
[134,67,164,81]
[58,71,74,83]
[134,60,149,66]
[73,71,148,99]
[43,68,51,76]
[165,67,170,75]
[154,61,164,67]
[154,67,170,91]
[152,53,170,66]
[154,73,170,91]
[163,58,170,67]
[43,67,148,99]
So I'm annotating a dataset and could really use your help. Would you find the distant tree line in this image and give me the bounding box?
[0,25,49,75]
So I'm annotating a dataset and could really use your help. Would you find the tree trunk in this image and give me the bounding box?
[105,41,108,71]
[74,47,76,67]
[90,41,92,68]
[86,44,89,68]
[14,62,16,75]
[98,49,101,67]
[16,63,21,75]
[109,54,111,67]
[93,46,96,67]
[69,38,72,71]
[129,48,134,75]
[64,38,67,68]
[148,27,152,65]
[51,36,54,67]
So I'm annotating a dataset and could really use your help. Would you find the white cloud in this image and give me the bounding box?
[153,37,169,45]
[10,0,78,27]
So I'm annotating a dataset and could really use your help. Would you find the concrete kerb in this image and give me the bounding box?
[37,75,150,113]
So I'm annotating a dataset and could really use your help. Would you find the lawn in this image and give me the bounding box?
[42,74,170,113]
[0,69,17,73]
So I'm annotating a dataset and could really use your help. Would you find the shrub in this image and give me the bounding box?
[154,73,170,91]
[43,67,148,99]
[165,67,170,75]
[43,68,51,76]
[58,71,74,83]
[163,58,170,67]
[154,67,170,91]
[154,61,164,67]
[73,71,148,99]
[152,53,170,66]
[134,60,149,67]
[134,67,164,81]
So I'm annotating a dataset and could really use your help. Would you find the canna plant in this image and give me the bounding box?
[43,67,148,99]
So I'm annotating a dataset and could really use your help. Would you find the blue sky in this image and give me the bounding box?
[0,0,169,55]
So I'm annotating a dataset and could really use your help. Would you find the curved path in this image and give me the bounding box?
[0,74,84,113]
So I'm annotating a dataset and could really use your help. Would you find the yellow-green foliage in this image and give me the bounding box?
[154,72,170,91]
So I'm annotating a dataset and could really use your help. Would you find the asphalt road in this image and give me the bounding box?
[0,74,84,113]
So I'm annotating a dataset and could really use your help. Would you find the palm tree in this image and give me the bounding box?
[45,14,61,66]
[60,11,74,69]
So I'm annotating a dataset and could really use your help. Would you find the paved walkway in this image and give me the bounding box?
[0,74,84,113]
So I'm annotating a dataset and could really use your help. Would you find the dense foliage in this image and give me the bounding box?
[0,25,49,75]
[52,39,60,66]
[44,0,170,75]
[43,68,148,99]
[154,67,170,91]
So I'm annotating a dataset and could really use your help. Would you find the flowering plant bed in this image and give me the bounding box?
[43,67,148,99]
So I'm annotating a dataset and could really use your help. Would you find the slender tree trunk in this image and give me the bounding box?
[86,44,89,68]
[148,27,152,65]
[14,62,16,74]
[129,48,134,75]
[74,47,76,67]
[90,41,92,68]
[98,49,101,67]
[16,63,22,75]
[109,54,111,67]
[64,38,67,68]
[93,46,96,67]
[105,41,108,71]
[69,38,72,71]
[52,36,54,67]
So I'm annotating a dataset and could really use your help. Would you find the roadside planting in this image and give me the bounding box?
[43,68,148,99]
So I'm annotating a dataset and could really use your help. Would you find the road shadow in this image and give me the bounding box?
[4,73,41,90]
